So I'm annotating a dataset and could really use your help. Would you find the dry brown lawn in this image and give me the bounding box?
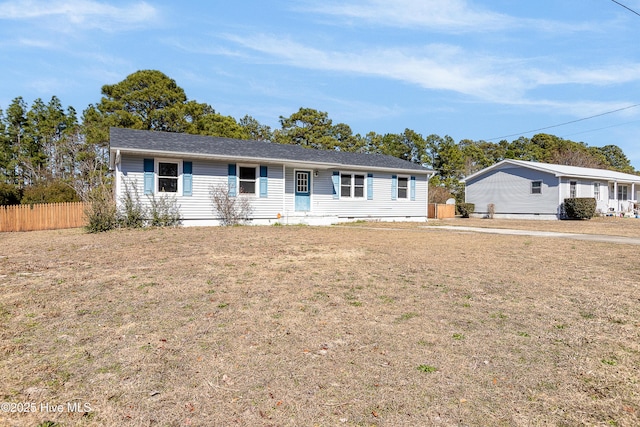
[1,222,639,426]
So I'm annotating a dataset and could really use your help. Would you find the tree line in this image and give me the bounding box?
[1,69,636,205]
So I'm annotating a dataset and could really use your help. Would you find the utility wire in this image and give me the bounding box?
[610,0,640,17]
[562,119,640,138]
[485,103,640,141]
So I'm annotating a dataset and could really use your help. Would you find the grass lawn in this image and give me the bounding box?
[1,222,639,426]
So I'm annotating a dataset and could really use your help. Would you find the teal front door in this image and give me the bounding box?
[295,171,311,212]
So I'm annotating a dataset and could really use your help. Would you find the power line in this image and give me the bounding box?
[610,0,640,17]
[485,103,640,141]
[562,119,640,138]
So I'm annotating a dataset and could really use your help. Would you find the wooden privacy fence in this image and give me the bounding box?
[428,203,455,219]
[0,202,88,232]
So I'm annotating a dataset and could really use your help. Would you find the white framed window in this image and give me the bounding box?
[340,173,365,198]
[238,165,257,194]
[531,181,542,194]
[593,183,600,200]
[354,174,365,198]
[569,181,577,198]
[618,185,628,201]
[341,174,352,197]
[397,177,408,199]
[157,159,181,193]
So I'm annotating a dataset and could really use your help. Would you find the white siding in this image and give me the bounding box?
[284,167,427,219]
[118,155,284,221]
[559,178,610,214]
[466,164,559,216]
[118,155,428,224]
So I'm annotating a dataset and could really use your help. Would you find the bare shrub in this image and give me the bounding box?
[118,180,146,228]
[148,194,182,227]
[429,185,453,204]
[84,183,117,233]
[210,184,253,226]
[487,203,495,219]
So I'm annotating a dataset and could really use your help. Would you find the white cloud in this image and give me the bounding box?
[16,38,55,48]
[303,0,595,34]
[306,0,512,32]
[221,33,640,107]
[528,65,640,87]
[222,33,527,102]
[0,0,159,30]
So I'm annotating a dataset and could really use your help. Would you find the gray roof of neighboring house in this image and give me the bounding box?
[464,159,640,183]
[110,127,433,174]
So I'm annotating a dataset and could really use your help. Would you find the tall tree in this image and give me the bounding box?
[595,144,635,173]
[459,139,494,175]
[99,70,188,132]
[504,136,541,161]
[4,97,29,186]
[0,107,8,182]
[183,101,248,139]
[331,122,363,152]
[276,108,337,149]
[239,115,273,141]
[86,70,248,146]
[432,135,465,190]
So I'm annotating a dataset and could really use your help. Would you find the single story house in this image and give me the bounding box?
[109,128,435,226]
[463,159,640,219]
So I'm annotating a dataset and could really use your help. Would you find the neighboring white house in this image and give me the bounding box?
[109,128,435,226]
[463,159,640,219]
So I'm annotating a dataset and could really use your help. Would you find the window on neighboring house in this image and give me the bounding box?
[531,181,542,194]
[569,181,577,198]
[397,177,408,199]
[609,183,615,200]
[593,183,600,200]
[618,185,628,201]
[158,162,178,192]
[239,166,256,194]
[340,173,365,198]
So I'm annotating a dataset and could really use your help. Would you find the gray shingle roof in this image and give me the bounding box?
[110,127,433,174]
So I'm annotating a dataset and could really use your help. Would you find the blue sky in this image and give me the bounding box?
[1,0,640,168]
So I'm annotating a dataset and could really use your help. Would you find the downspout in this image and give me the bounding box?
[426,173,432,221]
[558,176,562,218]
[114,150,121,207]
[282,164,287,224]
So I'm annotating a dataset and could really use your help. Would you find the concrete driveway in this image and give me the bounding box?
[427,225,640,245]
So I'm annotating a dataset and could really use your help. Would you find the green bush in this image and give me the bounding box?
[563,197,596,220]
[456,202,475,218]
[21,181,79,204]
[0,183,22,205]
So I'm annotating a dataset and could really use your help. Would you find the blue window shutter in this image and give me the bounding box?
[259,165,268,198]
[391,175,397,200]
[367,173,374,200]
[183,161,193,196]
[332,171,340,199]
[144,158,154,195]
[228,164,237,196]
[410,176,416,201]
